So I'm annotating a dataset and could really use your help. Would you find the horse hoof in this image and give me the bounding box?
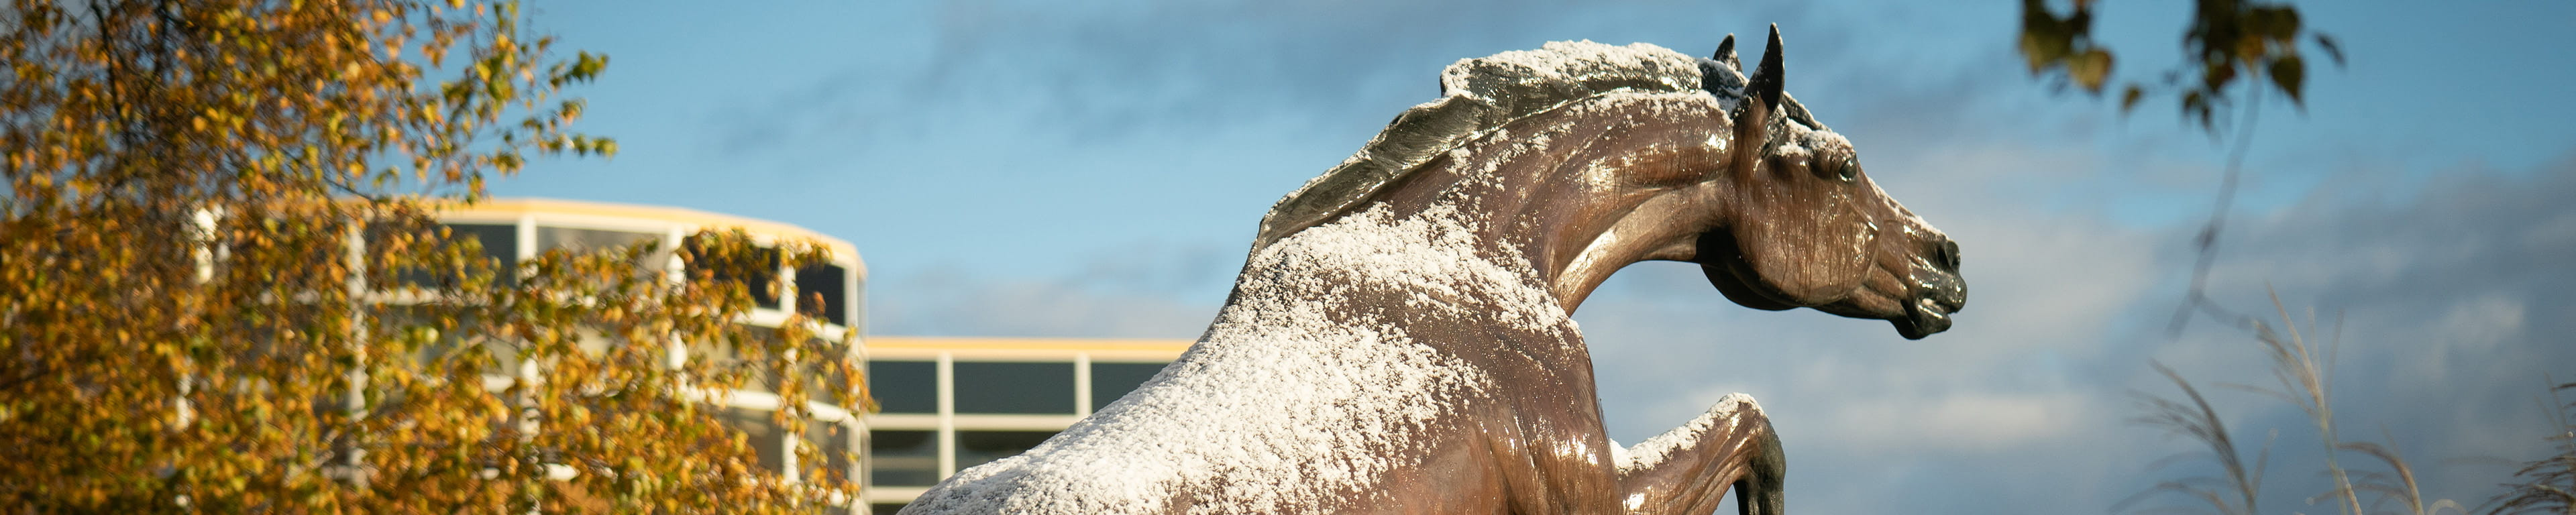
[1735,416,1786,515]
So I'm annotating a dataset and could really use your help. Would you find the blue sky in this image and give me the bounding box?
[502,1,2575,512]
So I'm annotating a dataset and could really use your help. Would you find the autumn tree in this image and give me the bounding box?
[0,1,861,512]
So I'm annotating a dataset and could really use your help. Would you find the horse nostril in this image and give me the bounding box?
[1937,239,1961,270]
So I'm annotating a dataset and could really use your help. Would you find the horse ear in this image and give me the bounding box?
[1728,80,1773,178]
[1727,25,1784,177]
[1746,24,1784,110]
[1713,34,1741,72]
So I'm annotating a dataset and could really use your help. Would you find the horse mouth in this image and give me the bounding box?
[1694,230,1968,340]
[1893,270,1966,340]
[1894,297,1952,340]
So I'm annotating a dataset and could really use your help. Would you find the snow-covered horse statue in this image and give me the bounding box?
[900,26,1967,515]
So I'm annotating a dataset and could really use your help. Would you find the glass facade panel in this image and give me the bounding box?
[365,221,435,289]
[439,223,518,287]
[955,431,1058,472]
[445,223,518,263]
[794,263,849,326]
[867,430,938,487]
[696,333,777,394]
[685,236,781,309]
[536,226,655,253]
[723,407,786,473]
[867,361,936,414]
[535,226,661,274]
[1089,362,1168,412]
[954,361,1074,414]
[805,422,855,483]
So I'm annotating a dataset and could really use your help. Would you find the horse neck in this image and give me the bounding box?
[1364,95,1729,312]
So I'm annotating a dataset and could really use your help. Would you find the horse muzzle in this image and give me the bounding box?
[1892,251,1966,340]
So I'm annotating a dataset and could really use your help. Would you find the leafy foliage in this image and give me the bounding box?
[2019,0,2344,131]
[0,0,858,511]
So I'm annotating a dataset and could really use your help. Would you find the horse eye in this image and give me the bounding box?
[1828,156,1858,182]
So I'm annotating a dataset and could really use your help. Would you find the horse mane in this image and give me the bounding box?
[1251,40,1830,253]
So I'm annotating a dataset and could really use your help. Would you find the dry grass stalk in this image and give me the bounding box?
[2120,362,2270,515]
[2241,290,2365,515]
[2485,382,2576,515]
[2343,433,2470,515]
[2128,288,2478,515]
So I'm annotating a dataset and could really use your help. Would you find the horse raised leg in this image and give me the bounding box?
[1614,394,1785,515]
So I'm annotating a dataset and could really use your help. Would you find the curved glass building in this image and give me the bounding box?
[433,198,868,485]
[429,199,1191,514]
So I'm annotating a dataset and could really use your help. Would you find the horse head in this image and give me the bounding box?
[1248,25,1962,339]
[1692,27,1966,339]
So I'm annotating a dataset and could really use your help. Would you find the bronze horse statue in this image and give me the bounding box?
[899,26,1966,514]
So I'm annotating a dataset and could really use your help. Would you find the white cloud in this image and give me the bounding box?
[1814,391,2102,453]
[867,246,1234,338]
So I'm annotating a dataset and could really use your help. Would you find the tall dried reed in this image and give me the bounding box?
[2485,381,2575,515]
[2121,289,2478,515]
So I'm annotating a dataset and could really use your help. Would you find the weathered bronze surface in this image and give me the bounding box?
[900,25,1964,514]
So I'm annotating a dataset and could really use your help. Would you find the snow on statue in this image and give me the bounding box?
[900,26,1967,515]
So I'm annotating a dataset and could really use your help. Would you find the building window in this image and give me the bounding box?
[953,361,1074,414]
[794,263,849,326]
[439,223,519,287]
[535,226,661,274]
[1089,362,1167,412]
[806,422,856,482]
[955,431,1058,472]
[535,226,655,254]
[867,360,936,414]
[724,407,786,472]
[684,235,781,310]
[867,430,938,487]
